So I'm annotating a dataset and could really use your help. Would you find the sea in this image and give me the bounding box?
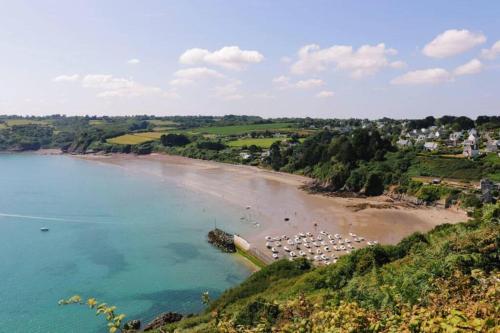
[0,154,253,332]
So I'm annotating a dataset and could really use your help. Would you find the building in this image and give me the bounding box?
[463,143,480,158]
[396,139,412,148]
[424,142,438,151]
[486,140,499,153]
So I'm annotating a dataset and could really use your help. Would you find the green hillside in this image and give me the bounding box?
[155,203,499,333]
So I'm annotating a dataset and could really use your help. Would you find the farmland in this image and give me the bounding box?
[227,138,284,148]
[184,122,296,135]
[107,134,155,145]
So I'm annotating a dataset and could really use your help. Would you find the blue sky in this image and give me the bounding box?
[1,0,499,118]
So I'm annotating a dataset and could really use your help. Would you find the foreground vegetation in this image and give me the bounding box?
[152,203,499,332]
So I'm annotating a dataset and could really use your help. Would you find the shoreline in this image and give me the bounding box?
[71,152,469,265]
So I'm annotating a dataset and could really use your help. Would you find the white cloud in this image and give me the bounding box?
[82,74,162,97]
[295,79,325,89]
[213,80,243,101]
[290,43,401,78]
[280,56,292,63]
[179,46,264,70]
[481,40,500,60]
[52,74,80,82]
[391,68,452,85]
[273,76,326,90]
[316,90,335,98]
[422,29,486,58]
[389,61,407,69]
[170,67,225,86]
[453,58,483,76]
[127,58,140,65]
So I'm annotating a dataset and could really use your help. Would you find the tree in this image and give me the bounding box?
[364,173,384,196]
[268,142,282,171]
[160,133,190,147]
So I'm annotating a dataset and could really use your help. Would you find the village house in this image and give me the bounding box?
[486,140,499,153]
[396,139,412,149]
[463,142,480,158]
[424,141,438,151]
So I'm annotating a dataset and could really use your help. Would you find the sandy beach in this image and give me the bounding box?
[77,153,468,261]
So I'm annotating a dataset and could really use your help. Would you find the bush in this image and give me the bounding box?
[160,133,190,147]
[364,173,384,196]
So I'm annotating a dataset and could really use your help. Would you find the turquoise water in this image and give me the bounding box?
[0,154,252,333]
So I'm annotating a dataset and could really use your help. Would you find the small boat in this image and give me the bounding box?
[284,246,291,252]
[328,234,334,240]
[358,236,365,241]
[265,236,272,241]
[349,233,356,237]
[317,236,323,241]
[272,253,279,259]
[246,206,251,210]
[334,233,341,239]
[275,242,282,247]
[287,239,294,245]
[313,255,321,261]
[306,232,313,237]
[308,249,313,254]
[284,217,290,221]
[289,251,296,257]
[320,241,326,246]
[340,245,346,251]
[367,241,373,246]
[266,242,272,248]
[345,239,351,243]
[338,239,344,244]
[316,248,322,254]
[329,240,336,245]
[40,227,49,232]
[325,261,331,265]
[312,242,319,247]
[299,251,306,257]
[324,246,330,252]
[282,235,289,240]
[294,238,301,244]
[353,237,361,243]
[304,243,310,248]
[320,230,327,235]
[321,254,328,261]
[271,247,278,253]
[332,259,338,264]
[299,232,306,238]
[308,237,315,242]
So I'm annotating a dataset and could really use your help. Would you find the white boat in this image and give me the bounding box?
[358,236,365,241]
[272,253,279,259]
[345,239,351,243]
[299,251,306,257]
[282,235,288,240]
[321,254,328,260]
[266,242,272,248]
[316,248,322,254]
[287,239,294,245]
[367,241,373,246]
[324,246,330,252]
[349,233,356,237]
[294,238,301,244]
[332,259,338,264]
[312,242,319,247]
[304,243,310,248]
[338,239,344,244]
[329,240,336,245]
[308,249,313,254]
[313,255,321,261]
[275,242,282,247]
[320,241,326,246]
[271,247,278,253]
[299,232,306,238]
[306,232,313,237]
[328,234,334,240]
[289,251,296,257]
[265,236,272,241]
[353,237,361,242]
[320,230,327,235]
[317,236,323,241]
[284,246,291,252]
[334,233,341,239]
[40,227,49,232]
[340,245,346,251]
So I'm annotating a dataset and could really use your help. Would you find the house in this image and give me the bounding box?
[396,139,412,148]
[463,143,480,158]
[239,152,252,160]
[424,142,438,151]
[416,134,427,143]
[463,133,479,146]
[486,140,499,153]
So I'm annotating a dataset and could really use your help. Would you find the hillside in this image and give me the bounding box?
[153,203,499,332]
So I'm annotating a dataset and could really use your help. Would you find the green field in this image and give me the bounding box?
[4,119,51,126]
[107,134,155,145]
[227,138,284,148]
[148,119,177,126]
[89,120,105,126]
[185,122,296,135]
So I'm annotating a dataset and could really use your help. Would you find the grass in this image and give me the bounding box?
[184,122,296,136]
[107,134,154,145]
[148,119,177,126]
[408,155,484,180]
[236,248,266,270]
[227,138,284,148]
[89,120,105,126]
[4,119,51,126]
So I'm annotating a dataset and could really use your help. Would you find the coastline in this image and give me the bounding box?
[73,152,469,264]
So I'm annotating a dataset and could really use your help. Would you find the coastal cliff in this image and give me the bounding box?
[207,228,236,253]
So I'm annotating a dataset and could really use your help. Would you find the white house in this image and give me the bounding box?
[486,140,499,153]
[396,139,412,148]
[424,142,438,151]
[463,143,480,158]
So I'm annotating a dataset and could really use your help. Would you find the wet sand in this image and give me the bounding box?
[78,153,468,258]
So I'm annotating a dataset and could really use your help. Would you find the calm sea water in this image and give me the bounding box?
[0,154,253,333]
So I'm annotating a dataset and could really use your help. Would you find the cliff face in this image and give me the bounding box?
[207,228,236,253]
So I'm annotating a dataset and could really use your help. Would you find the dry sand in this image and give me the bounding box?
[77,153,468,259]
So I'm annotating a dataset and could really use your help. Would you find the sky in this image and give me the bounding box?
[1,0,499,119]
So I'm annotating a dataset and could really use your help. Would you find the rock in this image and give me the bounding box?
[144,312,183,331]
[207,228,236,253]
[123,319,141,330]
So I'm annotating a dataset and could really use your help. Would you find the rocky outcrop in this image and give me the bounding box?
[123,319,141,330]
[208,228,236,253]
[144,312,183,331]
